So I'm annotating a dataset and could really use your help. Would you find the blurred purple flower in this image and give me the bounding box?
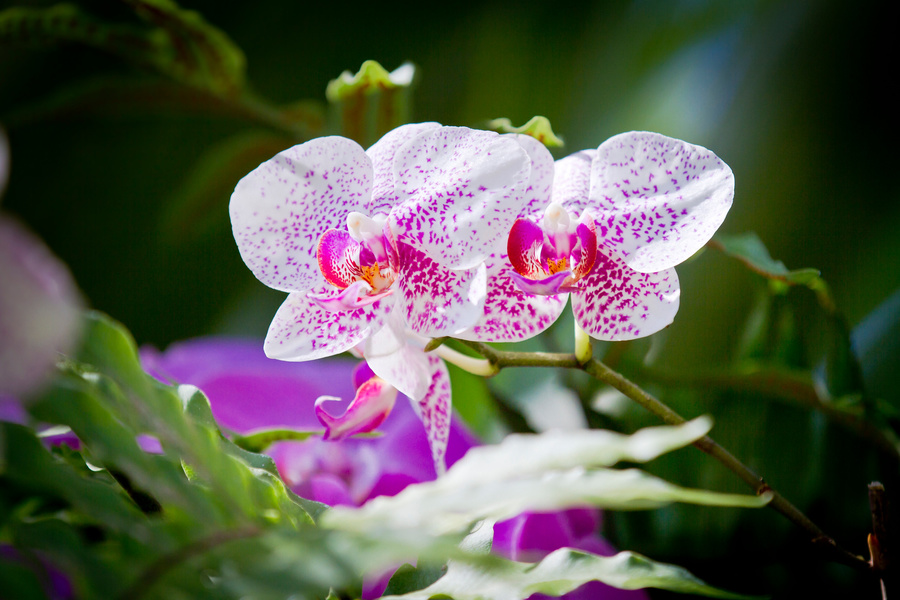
[142,337,645,599]
[0,129,83,399]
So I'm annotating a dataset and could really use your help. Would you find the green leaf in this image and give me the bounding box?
[0,1,246,95]
[485,116,565,148]
[323,420,770,537]
[326,60,417,147]
[712,233,822,287]
[384,549,762,600]
[384,562,448,596]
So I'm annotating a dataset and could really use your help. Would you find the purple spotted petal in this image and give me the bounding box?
[230,136,373,293]
[363,312,432,401]
[390,127,531,270]
[570,245,680,341]
[395,241,486,337]
[509,133,555,217]
[455,254,567,342]
[571,214,598,282]
[551,150,595,214]
[264,288,391,361]
[509,270,573,296]
[366,122,441,215]
[507,218,544,278]
[417,354,452,474]
[316,376,398,440]
[588,131,734,273]
[307,280,393,312]
[317,229,361,288]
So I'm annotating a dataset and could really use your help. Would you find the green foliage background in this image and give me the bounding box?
[1,0,897,598]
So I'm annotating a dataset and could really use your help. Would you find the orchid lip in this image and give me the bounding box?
[508,269,573,296]
[308,280,393,312]
[315,375,398,441]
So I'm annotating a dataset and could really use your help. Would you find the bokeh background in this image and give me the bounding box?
[1,0,897,597]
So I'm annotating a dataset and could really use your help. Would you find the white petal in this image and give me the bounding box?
[389,127,531,270]
[416,355,452,475]
[589,131,734,272]
[363,312,432,401]
[551,149,595,215]
[455,252,567,342]
[570,245,680,341]
[509,133,555,217]
[264,288,390,361]
[395,241,487,338]
[366,122,441,216]
[230,136,373,293]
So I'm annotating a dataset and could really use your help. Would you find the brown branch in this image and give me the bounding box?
[454,339,874,573]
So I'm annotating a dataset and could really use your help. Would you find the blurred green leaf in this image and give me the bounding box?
[384,562,447,596]
[0,0,246,95]
[712,233,821,288]
[324,419,770,538]
[384,549,760,600]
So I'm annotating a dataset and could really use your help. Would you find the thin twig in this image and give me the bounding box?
[454,339,873,573]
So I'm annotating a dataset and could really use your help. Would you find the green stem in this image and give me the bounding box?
[453,339,873,573]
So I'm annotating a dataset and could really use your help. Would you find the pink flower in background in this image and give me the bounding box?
[0,129,83,399]
[142,337,646,600]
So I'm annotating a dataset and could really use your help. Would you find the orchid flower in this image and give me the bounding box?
[477,131,733,342]
[230,122,530,356]
[230,123,531,469]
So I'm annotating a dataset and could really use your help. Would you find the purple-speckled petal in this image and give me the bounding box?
[509,133,555,216]
[366,122,441,215]
[455,254,566,342]
[570,245,680,341]
[317,229,360,288]
[507,218,544,278]
[571,213,598,281]
[264,289,390,361]
[230,136,373,293]
[417,354,452,474]
[307,280,393,312]
[363,312,432,401]
[509,270,573,296]
[395,241,486,337]
[551,149,595,214]
[316,376,398,440]
[588,131,734,273]
[389,127,531,270]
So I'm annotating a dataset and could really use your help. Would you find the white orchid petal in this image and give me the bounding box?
[264,289,390,361]
[363,312,432,401]
[455,253,567,342]
[390,127,531,270]
[509,133,555,217]
[589,131,734,272]
[551,149,595,214]
[571,246,680,341]
[395,241,487,338]
[230,136,373,292]
[416,354,452,475]
[366,122,441,215]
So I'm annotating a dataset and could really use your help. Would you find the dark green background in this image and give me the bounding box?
[1,0,896,597]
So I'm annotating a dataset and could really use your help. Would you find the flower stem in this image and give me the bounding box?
[433,344,499,376]
[452,338,873,573]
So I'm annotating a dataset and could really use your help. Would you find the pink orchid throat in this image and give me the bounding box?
[507,204,597,296]
[312,213,400,312]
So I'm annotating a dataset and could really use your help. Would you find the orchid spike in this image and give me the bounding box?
[502,131,733,341]
[315,374,397,441]
[229,123,532,365]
